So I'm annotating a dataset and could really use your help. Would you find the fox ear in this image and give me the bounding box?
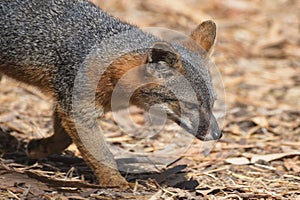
[190,20,216,53]
[146,42,181,69]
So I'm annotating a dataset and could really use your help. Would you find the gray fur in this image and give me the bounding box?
[0,0,220,140]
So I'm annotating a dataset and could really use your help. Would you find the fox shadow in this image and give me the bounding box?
[0,128,198,190]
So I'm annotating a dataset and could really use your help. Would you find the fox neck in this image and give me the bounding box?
[95,52,146,112]
[87,28,159,112]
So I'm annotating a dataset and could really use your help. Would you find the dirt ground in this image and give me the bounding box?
[0,0,299,199]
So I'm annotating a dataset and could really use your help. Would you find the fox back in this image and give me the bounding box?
[0,0,221,142]
[0,0,134,91]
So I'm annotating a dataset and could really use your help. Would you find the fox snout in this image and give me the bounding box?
[177,110,222,141]
[195,114,222,141]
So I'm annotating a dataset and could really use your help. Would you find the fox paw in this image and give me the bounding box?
[26,138,50,159]
[99,173,130,188]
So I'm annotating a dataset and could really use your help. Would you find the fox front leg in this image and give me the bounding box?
[57,108,129,188]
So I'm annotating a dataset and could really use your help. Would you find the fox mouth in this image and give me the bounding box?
[166,111,197,136]
[155,104,222,141]
[167,109,222,141]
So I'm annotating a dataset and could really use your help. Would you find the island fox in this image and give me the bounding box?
[0,0,222,188]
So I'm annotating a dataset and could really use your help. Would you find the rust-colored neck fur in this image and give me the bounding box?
[95,52,146,112]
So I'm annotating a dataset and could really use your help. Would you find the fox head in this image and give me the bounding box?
[107,20,221,141]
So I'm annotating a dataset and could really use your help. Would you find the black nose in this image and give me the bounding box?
[212,130,222,140]
[203,115,222,141]
[200,130,222,141]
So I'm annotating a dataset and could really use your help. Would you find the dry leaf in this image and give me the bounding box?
[225,157,250,165]
[196,187,225,196]
[283,158,300,173]
[251,152,300,163]
[251,116,269,128]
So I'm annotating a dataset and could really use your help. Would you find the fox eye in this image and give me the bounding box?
[158,61,168,66]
